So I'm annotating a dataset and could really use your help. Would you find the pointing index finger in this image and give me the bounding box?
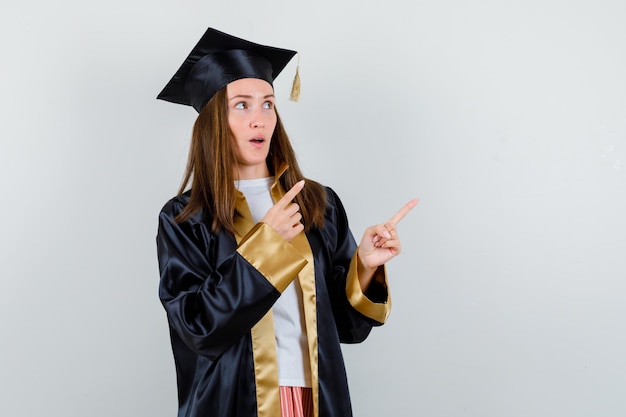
[277,180,305,206]
[388,198,419,225]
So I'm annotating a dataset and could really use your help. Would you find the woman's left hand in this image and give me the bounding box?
[358,199,419,270]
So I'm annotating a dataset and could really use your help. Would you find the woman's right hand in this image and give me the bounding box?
[261,180,305,241]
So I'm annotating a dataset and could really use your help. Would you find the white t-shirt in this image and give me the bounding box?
[236,177,312,387]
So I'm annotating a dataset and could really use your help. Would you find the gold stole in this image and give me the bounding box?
[233,181,319,417]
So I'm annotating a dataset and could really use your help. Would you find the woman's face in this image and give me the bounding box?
[227,78,277,179]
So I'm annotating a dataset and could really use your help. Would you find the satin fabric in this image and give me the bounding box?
[157,27,297,113]
[157,184,390,417]
[185,50,274,112]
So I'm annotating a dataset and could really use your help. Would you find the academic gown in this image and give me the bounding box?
[157,169,391,417]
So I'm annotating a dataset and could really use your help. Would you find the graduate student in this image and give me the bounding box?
[156,27,417,417]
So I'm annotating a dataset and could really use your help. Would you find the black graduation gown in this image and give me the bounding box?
[157,177,391,417]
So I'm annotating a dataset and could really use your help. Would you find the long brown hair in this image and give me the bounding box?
[175,85,327,234]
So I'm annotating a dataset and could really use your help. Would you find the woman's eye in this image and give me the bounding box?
[263,101,274,109]
[234,102,246,110]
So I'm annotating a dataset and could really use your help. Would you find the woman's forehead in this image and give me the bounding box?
[227,78,274,96]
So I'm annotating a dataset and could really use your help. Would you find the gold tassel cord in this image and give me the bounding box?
[289,55,301,102]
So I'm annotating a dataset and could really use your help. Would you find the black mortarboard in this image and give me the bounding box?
[157,27,298,113]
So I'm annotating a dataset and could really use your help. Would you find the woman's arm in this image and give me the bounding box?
[157,197,307,360]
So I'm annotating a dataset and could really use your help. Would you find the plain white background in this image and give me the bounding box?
[1,1,625,416]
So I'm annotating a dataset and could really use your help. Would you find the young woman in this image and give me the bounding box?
[156,27,417,417]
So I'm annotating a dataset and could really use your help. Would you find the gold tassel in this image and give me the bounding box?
[289,54,301,102]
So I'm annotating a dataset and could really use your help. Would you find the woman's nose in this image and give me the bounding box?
[250,118,265,128]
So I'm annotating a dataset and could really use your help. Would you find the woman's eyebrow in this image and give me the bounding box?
[228,94,275,101]
[228,94,251,101]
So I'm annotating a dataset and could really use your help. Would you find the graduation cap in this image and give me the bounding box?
[157,27,300,113]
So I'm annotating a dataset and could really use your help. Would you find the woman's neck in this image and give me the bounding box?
[235,164,271,180]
